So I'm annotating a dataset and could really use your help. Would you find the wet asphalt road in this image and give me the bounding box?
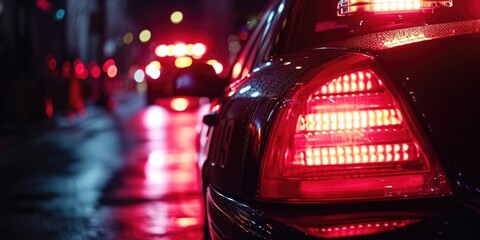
[0,90,205,240]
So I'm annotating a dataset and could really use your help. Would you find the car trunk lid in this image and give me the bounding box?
[375,33,480,201]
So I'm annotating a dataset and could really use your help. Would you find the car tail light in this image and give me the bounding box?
[258,55,451,202]
[170,97,190,111]
[308,219,420,239]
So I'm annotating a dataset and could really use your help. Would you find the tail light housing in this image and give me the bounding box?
[258,55,451,202]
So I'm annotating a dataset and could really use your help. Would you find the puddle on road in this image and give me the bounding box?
[97,106,205,239]
[95,198,204,240]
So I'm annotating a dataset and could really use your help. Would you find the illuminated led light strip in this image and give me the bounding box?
[310,219,420,239]
[373,0,422,12]
[155,43,207,58]
[320,71,380,95]
[337,0,453,16]
[301,109,401,131]
[295,143,415,166]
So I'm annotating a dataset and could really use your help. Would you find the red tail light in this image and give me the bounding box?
[309,219,420,239]
[258,55,451,202]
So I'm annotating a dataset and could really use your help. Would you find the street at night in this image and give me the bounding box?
[2,0,480,239]
[0,0,266,239]
[0,90,205,239]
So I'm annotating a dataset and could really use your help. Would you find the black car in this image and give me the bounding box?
[173,0,480,239]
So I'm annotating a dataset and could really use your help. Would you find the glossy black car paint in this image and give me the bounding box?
[174,0,480,239]
[376,33,480,198]
[204,50,480,239]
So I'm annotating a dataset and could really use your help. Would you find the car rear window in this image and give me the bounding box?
[285,0,480,52]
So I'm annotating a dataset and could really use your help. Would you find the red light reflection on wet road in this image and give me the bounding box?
[102,106,205,239]
[100,198,204,240]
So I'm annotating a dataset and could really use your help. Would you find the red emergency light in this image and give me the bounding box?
[337,0,453,15]
[155,43,207,59]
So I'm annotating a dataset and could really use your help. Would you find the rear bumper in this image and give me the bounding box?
[206,186,480,240]
[206,186,307,240]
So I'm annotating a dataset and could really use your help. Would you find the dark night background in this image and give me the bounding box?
[0,0,266,133]
[0,0,266,239]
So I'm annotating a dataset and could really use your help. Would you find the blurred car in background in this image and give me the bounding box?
[173,0,480,239]
[141,42,223,112]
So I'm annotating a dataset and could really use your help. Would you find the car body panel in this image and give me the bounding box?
[375,33,480,201]
[207,25,480,202]
[179,0,480,238]
[205,32,480,239]
[207,186,480,240]
[204,50,354,200]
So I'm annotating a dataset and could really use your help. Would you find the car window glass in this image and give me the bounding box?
[228,16,265,82]
[233,0,289,83]
[252,0,289,66]
[228,0,278,83]
[281,0,480,52]
[243,11,273,73]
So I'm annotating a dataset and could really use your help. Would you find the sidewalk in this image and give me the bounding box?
[0,88,144,181]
